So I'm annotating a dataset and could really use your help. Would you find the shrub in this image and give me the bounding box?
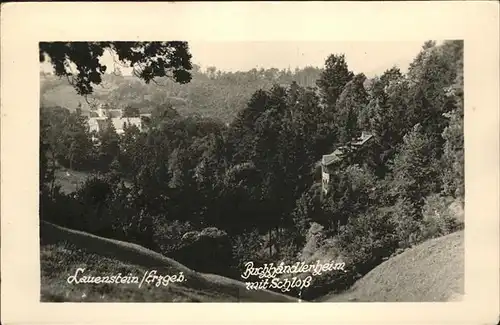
[296,210,401,300]
[42,173,158,249]
[321,164,377,233]
[276,238,301,265]
[337,209,399,276]
[152,218,196,255]
[170,226,234,277]
[268,224,351,301]
[300,222,327,261]
[40,185,80,229]
[71,174,142,241]
[232,229,270,276]
[291,183,323,245]
[418,194,464,241]
[387,198,422,248]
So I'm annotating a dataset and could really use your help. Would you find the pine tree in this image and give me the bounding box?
[440,41,464,199]
[390,123,442,210]
[316,54,354,111]
[61,108,93,170]
[97,117,121,171]
[335,73,369,144]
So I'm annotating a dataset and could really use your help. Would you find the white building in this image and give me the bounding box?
[88,105,144,137]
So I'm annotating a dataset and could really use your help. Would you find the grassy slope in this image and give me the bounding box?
[40,221,298,302]
[54,168,133,194]
[40,75,121,113]
[54,169,92,194]
[41,84,92,113]
[319,230,464,302]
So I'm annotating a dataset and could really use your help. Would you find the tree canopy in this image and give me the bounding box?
[39,41,193,95]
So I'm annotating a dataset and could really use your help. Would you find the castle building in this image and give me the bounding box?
[88,104,146,138]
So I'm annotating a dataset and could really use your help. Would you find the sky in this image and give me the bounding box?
[40,41,431,78]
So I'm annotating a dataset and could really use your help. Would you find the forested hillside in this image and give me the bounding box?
[41,65,322,123]
[40,40,464,301]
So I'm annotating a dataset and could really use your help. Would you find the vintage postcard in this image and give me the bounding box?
[1,2,499,325]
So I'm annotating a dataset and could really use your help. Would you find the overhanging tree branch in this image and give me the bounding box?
[40,41,193,96]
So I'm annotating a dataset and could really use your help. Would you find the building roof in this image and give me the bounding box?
[89,117,142,134]
[351,132,374,147]
[322,149,345,166]
[106,109,123,118]
[321,132,373,167]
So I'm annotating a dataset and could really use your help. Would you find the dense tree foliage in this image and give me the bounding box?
[316,54,354,110]
[40,40,464,300]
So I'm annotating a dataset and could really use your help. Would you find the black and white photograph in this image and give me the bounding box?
[38,40,465,303]
[1,2,499,325]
